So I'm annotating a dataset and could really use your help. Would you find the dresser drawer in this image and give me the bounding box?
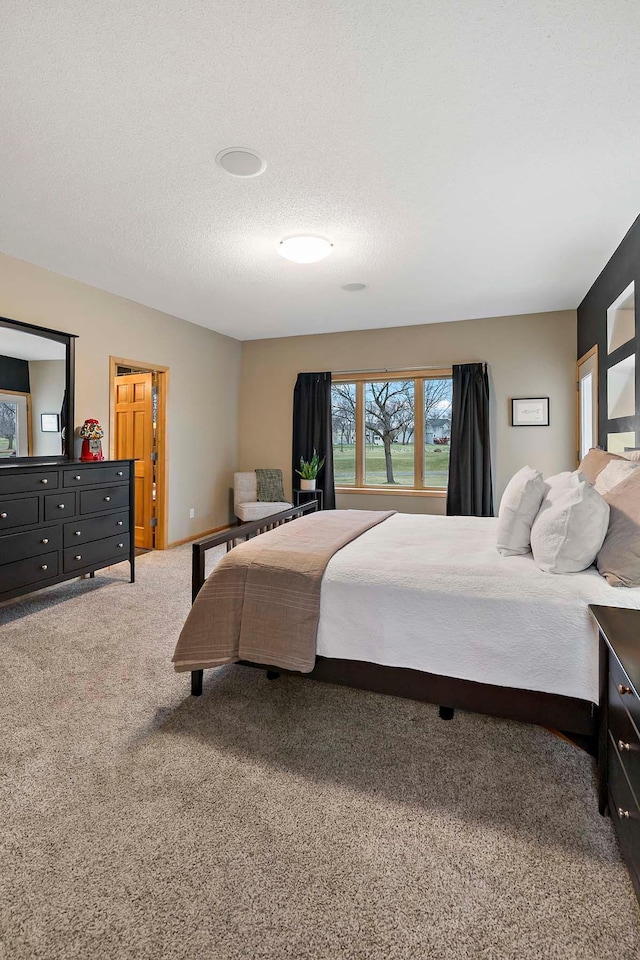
[44,491,76,521]
[0,496,39,531]
[610,654,640,742]
[63,533,130,573]
[0,551,59,594]
[63,464,130,488]
[80,485,129,515]
[0,526,61,564]
[0,471,58,495]
[64,511,129,546]
[609,672,640,787]
[609,744,640,886]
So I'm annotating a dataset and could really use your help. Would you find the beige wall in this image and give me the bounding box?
[0,253,241,542]
[239,310,577,513]
[28,359,66,456]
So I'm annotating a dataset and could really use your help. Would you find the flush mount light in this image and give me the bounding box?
[215,147,266,178]
[341,283,366,291]
[278,236,333,264]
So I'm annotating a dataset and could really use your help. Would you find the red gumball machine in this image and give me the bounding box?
[79,418,105,461]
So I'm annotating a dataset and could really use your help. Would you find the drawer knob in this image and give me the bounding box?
[618,684,633,696]
[74,530,81,536]
[618,740,631,752]
[75,475,81,481]
[41,564,48,571]
[41,538,49,545]
[117,542,124,548]
[117,520,123,526]
[618,807,631,819]
[0,512,7,519]
[104,496,111,502]
[75,555,82,561]
[41,478,48,484]
[58,504,65,510]
[116,471,123,476]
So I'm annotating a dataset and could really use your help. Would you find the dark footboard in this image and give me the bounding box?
[190,500,319,603]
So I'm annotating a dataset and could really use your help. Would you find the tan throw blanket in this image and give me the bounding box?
[172,509,395,674]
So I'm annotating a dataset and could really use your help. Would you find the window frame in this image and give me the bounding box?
[332,367,452,497]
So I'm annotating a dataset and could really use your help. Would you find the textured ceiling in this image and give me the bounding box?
[2,1,640,341]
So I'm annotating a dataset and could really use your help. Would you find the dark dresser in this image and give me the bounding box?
[0,459,135,603]
[591,605,640,903]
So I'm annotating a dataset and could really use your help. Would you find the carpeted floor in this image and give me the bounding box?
[1,547,639,960]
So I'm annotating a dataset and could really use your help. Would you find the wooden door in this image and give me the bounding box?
[114,373,154,548]
[577,346,598,463]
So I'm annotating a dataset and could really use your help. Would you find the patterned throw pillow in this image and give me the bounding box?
[255,468,286,502]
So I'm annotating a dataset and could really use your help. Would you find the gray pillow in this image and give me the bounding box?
[597,470,640,586]
[255,468,286,502]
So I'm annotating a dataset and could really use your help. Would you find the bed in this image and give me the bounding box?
[175,504,640,750]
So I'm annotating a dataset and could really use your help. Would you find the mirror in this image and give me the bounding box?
[0,317,75,463]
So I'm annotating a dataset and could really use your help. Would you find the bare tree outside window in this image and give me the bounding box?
[331,383,357,484]
[365,381,414,484]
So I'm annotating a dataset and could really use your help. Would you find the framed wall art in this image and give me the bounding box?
[511,397,549,427]
[40,413,60,432]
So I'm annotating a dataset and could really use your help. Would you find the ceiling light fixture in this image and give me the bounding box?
[342,283,366,291]
[278,236,333,264]
[215,147,266,178]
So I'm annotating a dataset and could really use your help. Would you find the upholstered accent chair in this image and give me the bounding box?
[233,472,293,523]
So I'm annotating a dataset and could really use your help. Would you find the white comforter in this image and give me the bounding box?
[316,513,640,704]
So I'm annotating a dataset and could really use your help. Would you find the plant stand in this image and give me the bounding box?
[293,488,324,510]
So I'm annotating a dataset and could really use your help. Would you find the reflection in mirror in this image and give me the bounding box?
[0,327,66,459]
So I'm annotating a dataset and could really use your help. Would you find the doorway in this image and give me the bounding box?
[109,357,169,550]
[577,345,598,463]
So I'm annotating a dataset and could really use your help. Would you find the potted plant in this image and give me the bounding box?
[296,450,325,491]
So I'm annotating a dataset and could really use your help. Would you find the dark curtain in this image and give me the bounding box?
[446,363,494,517]
[292,372,335,510]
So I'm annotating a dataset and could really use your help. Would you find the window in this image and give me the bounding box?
[331,370,452,493]
[0,393,29,458]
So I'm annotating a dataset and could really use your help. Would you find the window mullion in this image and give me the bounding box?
[414,378,424,489]
[355,380,365,487]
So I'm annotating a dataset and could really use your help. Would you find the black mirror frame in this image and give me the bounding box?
[0,315,77,464]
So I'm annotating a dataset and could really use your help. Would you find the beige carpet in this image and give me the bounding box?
[1,546,639,960]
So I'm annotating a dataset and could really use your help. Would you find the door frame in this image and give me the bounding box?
[109,356,169,550]
[576,344,599,465]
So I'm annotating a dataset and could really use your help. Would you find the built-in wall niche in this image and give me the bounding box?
[607,431,636,454]
[607,281,635,354]
[607,353,635,420]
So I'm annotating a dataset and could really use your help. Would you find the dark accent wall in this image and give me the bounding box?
[0,354,30,393]
[578,214,640,447]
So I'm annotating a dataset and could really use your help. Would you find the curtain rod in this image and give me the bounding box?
[332,362,486,375]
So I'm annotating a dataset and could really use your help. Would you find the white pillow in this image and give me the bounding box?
[621,450,640,461]
[530,472,610,574]
[496,466,547,556]
[594,459,640,494]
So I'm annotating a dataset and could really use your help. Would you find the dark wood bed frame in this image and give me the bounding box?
[188,503,598,753]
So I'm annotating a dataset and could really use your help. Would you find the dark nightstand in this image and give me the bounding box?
[591,604,640,904]
[293,488,323,510]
